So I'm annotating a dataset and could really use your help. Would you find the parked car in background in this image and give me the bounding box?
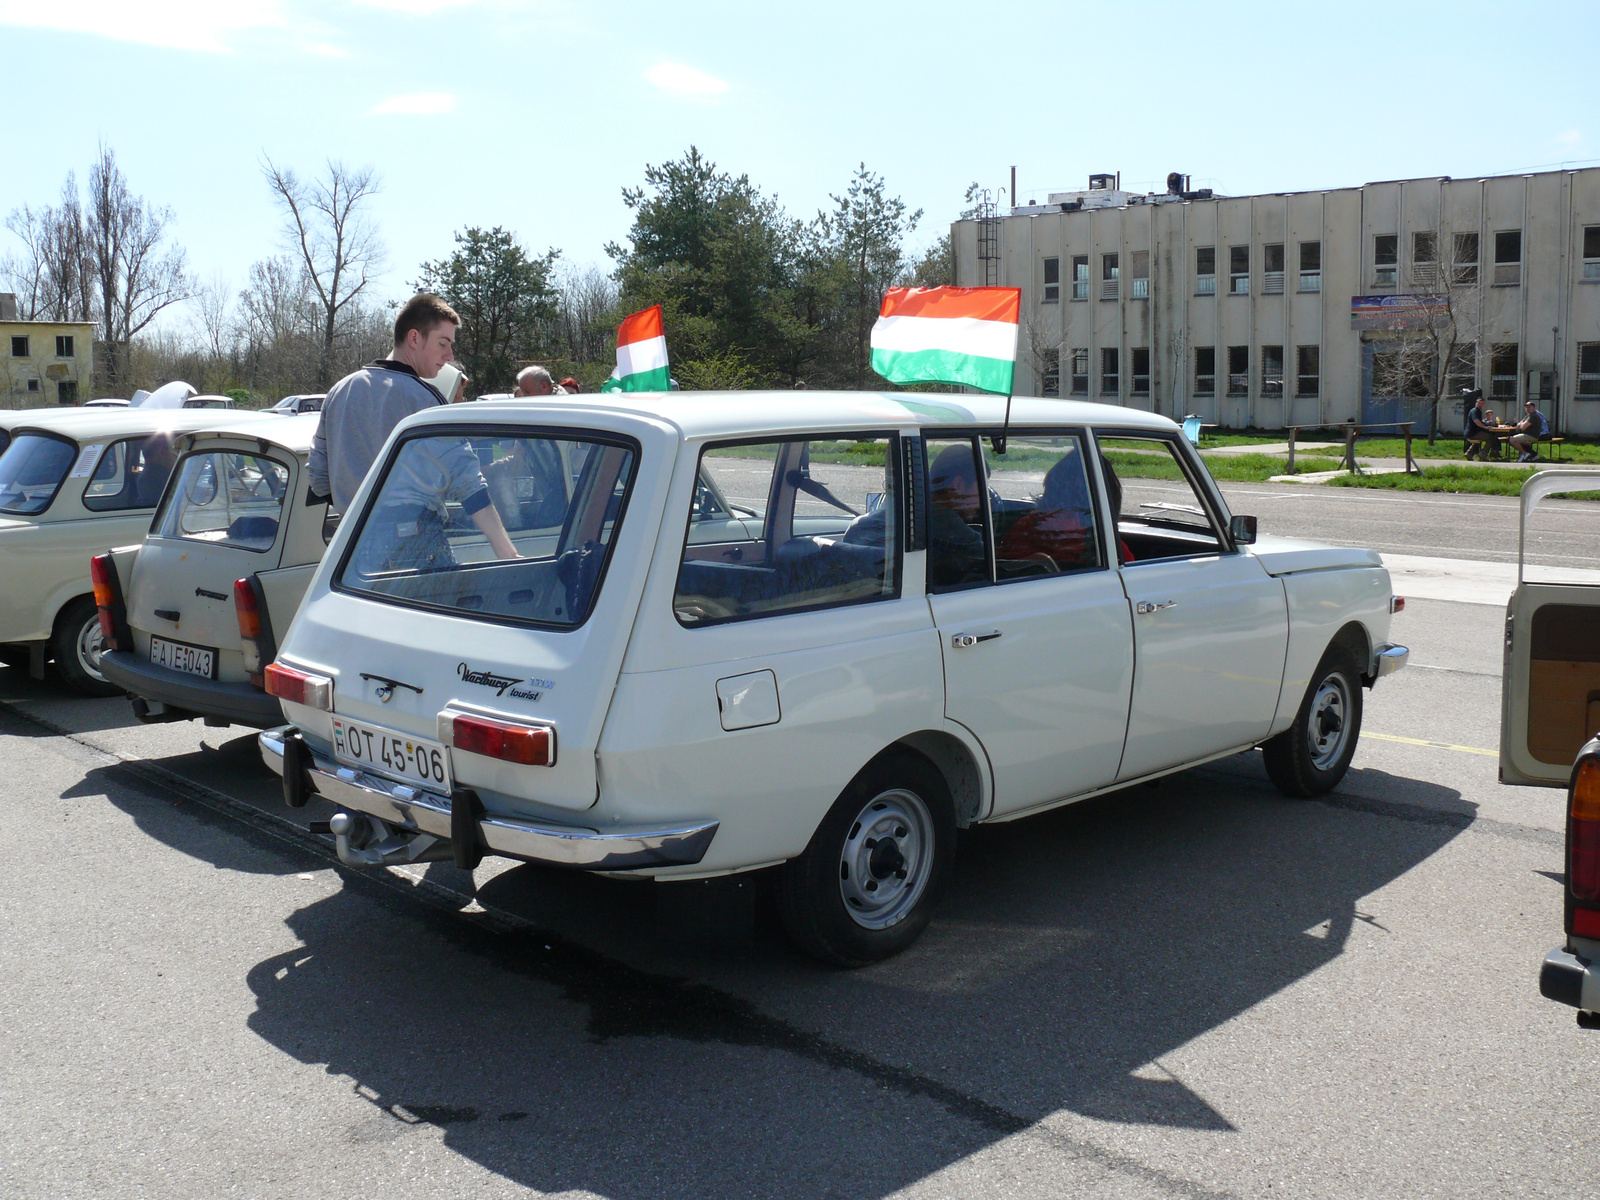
[259,391,1407,965]
[0,408,264,693]
[83,398,131,408]
[96,415,329,727]
[1501,469,1600,1027]
[267,394,325,415]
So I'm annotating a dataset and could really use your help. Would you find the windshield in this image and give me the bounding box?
[0,433,77,515]
[336,429,637,628]
[153,449,291,552]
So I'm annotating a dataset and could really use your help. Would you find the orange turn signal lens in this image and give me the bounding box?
[447,713,553,767]
[1570,757,1600,903]
[233,579,262,640]
[89,554,116,609]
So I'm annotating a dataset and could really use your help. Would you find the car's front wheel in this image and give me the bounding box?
[51,596,121,698]
[777,747,955,966]
[1262,644,1363,797]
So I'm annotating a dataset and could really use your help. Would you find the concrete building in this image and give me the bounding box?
[953,168,1600,434]
[0,294,96,408]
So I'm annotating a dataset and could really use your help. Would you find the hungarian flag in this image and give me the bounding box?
[600,304,670,392]
[870,286,1021,395]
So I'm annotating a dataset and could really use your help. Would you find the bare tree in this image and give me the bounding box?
[84,146,190,391]
[2,174,95,322]
[263,158,385,389]
[1366,224,1484,444]
[551,263,620,363]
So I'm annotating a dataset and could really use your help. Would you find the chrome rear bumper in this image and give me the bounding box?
[259,727,717,871]
[1373,643,1409,679]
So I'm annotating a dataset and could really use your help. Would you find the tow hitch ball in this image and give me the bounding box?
[319,810,454,868]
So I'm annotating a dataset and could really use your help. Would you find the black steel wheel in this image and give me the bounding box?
[51,596,121,698]
[1262,644,1363,797]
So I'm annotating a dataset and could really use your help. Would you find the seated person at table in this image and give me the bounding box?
[1464,392,1501,460]
[998,451,1098,572]
[1510,398,1551,463]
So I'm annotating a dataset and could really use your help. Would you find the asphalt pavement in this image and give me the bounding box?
[1,482,1595,1199]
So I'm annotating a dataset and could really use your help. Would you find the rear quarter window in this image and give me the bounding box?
[82,433,184,512]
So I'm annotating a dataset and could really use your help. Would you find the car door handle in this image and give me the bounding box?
[951,632,1002,648]
[1135,600,1176,615]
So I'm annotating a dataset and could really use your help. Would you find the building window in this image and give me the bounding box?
[1196,347,1216,400]
[26,377,40,392]
[1446,343,1476,397]
[1227,346,1249,396]
[1101,253,1119,300]
[1130,250,1149,299]
[1493,231,1521,286]
[1071,254,1089,301]
[1229,245,1249,294]
[1578,343,1600,398]
[9,335,27,358]
[1453,232,1479,284]
[1070,348,1089,395]
[1584,227,1600,282]
[1263,243,1285,294]
[1262,345,1284,396]
[1296,345,1320,397]
[1298,241,1321,292]
[1042,257,1060,303]
[1040,348,1060,396]
[1490,343,1519,400]
[1101,347,1119,396]
[1374,234,1398,286]
[1195,246,1216,295]
[57,380,78,406]
[1131,347,1150,395]
[1412,231,1438,287]
[55,335,74,358]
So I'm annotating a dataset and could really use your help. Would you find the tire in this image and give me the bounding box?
[51,596,121,698]
[1262,644,1363,798]
[777,747,956,967]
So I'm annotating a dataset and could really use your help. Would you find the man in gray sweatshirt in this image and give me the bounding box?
[308,293,516,561]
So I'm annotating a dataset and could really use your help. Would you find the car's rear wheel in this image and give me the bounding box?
[777,747,955,966]
[51,596,121,698]
[1262,644,1363,797]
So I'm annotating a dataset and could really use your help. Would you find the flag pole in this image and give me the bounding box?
[994,390,1012,456]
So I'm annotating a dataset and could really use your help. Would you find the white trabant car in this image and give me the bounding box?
[95,414,330,728]
[259,392,1407,964]
[0,408,263,693]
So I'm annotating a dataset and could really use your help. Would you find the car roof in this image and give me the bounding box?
[181,411,318,454]
[7,408,271,442]
[421,390,1181,441]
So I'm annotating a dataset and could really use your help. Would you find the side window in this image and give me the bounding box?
[673,435,899,626]
[924,437,990,590]
[987,435,1105,580]
[82,434,180,512]
[1094,434,1227,562]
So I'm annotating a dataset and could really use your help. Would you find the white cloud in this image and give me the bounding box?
[367,91,458,115]
[1556,129,1584,150]
[0,0,289,53]
[645,62,729,98]
[347,0,482,11]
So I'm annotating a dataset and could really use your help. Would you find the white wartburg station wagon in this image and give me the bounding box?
[260,392,1408,964]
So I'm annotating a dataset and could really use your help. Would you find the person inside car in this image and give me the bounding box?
[925,443,988,587]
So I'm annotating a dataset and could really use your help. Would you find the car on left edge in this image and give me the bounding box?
[0,408,266,693]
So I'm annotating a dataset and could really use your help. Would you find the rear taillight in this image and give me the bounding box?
[233,579,261,639]
[263,662,333,711]
[1390,596,1405,614]
[443,711,554,766]
[1569,758,1600,907]
[90,554,120,648]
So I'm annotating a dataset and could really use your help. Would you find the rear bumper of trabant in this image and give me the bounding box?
[1540,944,1600,1022]
[258,726,718,871]
[101,649,284,728]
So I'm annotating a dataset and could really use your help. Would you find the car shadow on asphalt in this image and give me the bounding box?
[0,662,144,735]
[224,765,1475,1199]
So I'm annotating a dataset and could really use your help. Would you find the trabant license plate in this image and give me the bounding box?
[149,635,216,679]
[332,717,453,793]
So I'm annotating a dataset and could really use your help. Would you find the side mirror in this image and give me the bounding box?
[1229,514,1257,545]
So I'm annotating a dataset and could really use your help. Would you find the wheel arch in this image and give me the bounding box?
[1330,620,1375,685]
[891,727,990,828]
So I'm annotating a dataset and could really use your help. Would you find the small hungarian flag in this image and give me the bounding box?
[600,304,670,392]
[870,286,1021,395]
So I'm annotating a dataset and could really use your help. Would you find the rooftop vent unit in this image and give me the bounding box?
[1088,172,1118,191]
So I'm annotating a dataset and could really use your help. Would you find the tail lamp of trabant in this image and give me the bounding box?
[89,554,128,651]
[442,711,555,767]
[1569,757,1600,940]
[263,662,333,711]
[232,577,275,688]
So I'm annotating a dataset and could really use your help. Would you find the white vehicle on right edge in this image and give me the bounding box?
[258,392,1408,966]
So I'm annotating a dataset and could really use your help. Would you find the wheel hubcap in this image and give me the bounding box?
[837,788,934,930]
[77,616,108,683]
[1306,672,1351,771]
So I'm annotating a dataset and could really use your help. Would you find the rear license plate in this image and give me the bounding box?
[149,635,216,679]
[332,717,453,793]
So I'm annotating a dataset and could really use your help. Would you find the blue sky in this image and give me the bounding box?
[0,0,1591,326]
